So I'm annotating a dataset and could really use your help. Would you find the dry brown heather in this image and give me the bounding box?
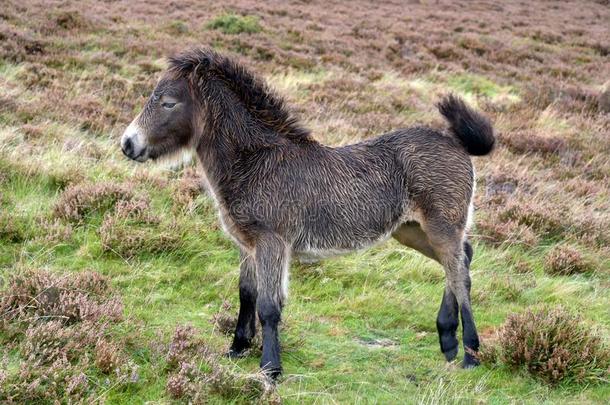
[53,181,136,222]
[479,307,610,385]
[0,270,131,401]
[163,324,277,402]
[0,0,609,401]
[544,244,594,276]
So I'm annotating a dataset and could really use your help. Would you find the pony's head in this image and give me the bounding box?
[120,61,199,162]
[121,48,314,163]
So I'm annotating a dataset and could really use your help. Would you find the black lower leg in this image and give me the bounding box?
[460,246,480,368]
[461,302,480,367]
[229,283,257,356]
[254,233,287,380]
[258,298,282,379]
[436,287,459,361]
[229,254,257,357]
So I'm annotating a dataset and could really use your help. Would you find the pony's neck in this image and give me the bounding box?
[194,80,281,198]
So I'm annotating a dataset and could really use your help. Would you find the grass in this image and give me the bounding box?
[1,0,609,403]
[448,73,521,107]
[206,13,262,35]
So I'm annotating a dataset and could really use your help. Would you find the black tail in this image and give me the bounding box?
[437,94,495,156]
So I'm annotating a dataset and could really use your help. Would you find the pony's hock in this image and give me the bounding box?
[121,48,495,379]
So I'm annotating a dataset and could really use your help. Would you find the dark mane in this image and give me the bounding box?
[167,48,313,143]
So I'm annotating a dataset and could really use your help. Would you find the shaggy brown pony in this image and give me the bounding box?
[120,48,495,380]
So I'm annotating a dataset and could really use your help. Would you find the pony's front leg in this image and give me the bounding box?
[228,249,257,357]
[255,233,289,380]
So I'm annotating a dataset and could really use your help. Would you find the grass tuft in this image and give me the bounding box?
[99,210,182,258]
[166,20,189,35]
[206,13,262,35]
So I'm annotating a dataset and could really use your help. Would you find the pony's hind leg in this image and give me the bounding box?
[458,239,479,367]
[437,285,459,361]
[393,222,463,362]
[425,221,480,368]
[435,239,475,363]
[228,250,258,358]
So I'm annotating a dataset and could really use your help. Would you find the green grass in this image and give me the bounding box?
[1,157,609,402]
[447,73,521,106]
[206,13,262,35]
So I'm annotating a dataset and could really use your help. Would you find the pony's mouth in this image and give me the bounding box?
[121,142,149,162]
[132,149,149,162]
[130,147,149,162]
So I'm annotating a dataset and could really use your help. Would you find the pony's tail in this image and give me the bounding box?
[437,94,495,156]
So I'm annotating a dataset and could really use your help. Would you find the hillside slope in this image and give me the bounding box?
[1,0,609,403]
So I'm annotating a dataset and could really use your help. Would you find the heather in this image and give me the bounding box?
[478,307,609,386]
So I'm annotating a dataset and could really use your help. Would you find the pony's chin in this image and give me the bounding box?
[133,153,149,163]
[128,148,149,163]
[152,148,194,170]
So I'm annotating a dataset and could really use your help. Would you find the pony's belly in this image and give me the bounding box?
[293,230,394,260]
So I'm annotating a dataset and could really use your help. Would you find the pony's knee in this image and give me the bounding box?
[257,296,281,327]
[239,274,257,298]
[447,276,471,307]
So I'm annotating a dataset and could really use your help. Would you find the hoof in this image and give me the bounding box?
[227,336,253,359]
[226,348,249,359]
[261,365,282,382]
[462,353,480,369]
[443,345,459,362]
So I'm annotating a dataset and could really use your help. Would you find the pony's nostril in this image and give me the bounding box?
[122,137,134,157]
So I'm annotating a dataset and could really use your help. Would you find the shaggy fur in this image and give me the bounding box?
[121,48,495,379]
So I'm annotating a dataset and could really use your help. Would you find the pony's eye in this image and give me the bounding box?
[162,102,177,109]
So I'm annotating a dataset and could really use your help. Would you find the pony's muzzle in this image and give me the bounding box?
[121,121,148,162]
[121,136,134,157]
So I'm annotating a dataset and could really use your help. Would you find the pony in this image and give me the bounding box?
[120,48,495,379]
